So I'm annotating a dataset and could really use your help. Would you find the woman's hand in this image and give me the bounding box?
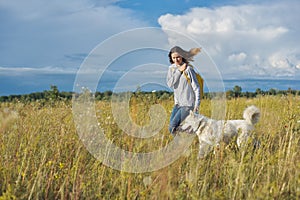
[178,63,187,72]
[193,107,199,114]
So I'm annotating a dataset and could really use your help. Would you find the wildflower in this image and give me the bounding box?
[143,176,152,187]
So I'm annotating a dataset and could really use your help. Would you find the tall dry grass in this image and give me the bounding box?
[0,95,299,199]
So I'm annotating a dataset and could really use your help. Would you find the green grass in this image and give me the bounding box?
[0,95,299,199]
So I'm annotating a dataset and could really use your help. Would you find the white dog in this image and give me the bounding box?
[177,105,260,159]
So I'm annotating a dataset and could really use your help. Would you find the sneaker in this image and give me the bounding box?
[171,127,177,136]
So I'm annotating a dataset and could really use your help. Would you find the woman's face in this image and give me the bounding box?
[171,52,183,66]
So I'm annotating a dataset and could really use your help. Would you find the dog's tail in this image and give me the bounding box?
[243,105,260,125]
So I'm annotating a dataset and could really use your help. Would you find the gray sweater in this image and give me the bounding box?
[167,64,200,109]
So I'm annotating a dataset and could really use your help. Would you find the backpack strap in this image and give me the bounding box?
[183,64,194,84]
[183,71,191,84]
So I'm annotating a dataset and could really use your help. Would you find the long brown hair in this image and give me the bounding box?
[168,46,201,64]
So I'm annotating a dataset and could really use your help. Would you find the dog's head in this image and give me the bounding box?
[177,111,206,134]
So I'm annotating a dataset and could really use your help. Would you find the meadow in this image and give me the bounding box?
[0,94,299,199]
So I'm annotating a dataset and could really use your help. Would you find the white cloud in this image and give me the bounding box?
[158,1,300,79]
[228,52,247,62]
[0,66,77,76]
[0,0,148,68]
[269,54,291,69]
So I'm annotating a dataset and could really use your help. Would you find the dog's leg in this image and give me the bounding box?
[198,140,212,159]
[222,122,238,144]
[237,131,249,148]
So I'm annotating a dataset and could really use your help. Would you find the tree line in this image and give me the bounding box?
[0,85,299,103]
[225,85,299,99]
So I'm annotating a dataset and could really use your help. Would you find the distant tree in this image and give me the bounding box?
[255,88,262,95]
[226,90,234,99]
[268,88,277,95]
[60,91,73,100]
[103,90,112,100]
[277,90,287,96]
[45,85,59,100]
[245,91,250,98]
[233,85,242,98]
[95,92,103,100]
[287,87,297,95]
[0,96,8,102]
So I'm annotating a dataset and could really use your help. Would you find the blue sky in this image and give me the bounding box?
[0,0,299,95]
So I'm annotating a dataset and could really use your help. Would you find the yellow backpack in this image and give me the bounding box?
[183,64,204,99]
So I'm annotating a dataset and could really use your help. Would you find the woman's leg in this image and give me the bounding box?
[169,105,179,133]
[169,106,193,134]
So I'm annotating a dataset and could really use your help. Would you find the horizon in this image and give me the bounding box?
[1,78,299,97]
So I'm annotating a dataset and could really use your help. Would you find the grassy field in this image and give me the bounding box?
[0,95,299,199]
